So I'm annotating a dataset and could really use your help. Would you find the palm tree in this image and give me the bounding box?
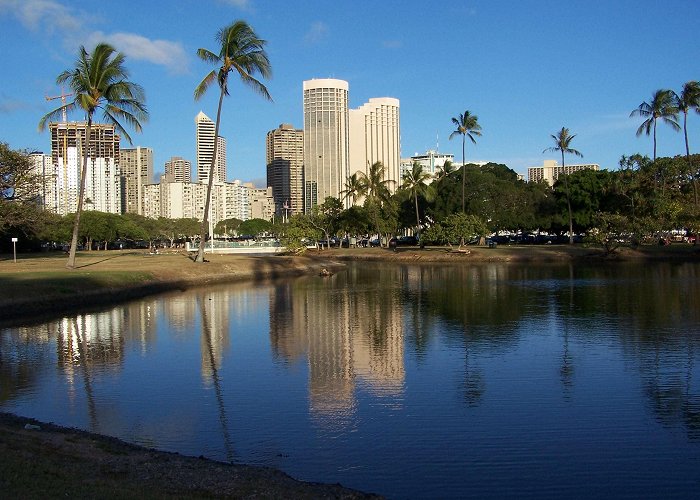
[543,127,583,244]
[449,110,481,213]
[194,20,272,263]
[358,161,393,203]
[435,160,456,181]
[630,89,680,161]
[673,81,700,206]
[400,162,433,241]
[38,43,148,269]
[340,172,365,206]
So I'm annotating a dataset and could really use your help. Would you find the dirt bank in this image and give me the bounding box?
[0,412,379,499]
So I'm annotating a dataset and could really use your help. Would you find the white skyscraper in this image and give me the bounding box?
[120,146,153,215]
[303,79,349,211]
[349,97,401,197]
[196,111,226,184]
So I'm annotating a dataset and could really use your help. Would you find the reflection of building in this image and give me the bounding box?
[266,124,304,217]
[303,79,349,211]
[120,147,153,215]
[528,159,600,185]
[349,97,401,198]
[48,122,121,215]
[268,272,406,423]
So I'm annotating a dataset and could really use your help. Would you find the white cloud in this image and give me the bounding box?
[218,0,253,10]
[0,0,84,33]
[87,31,189,74]
[304,21,328,45]
[1,0,189,73]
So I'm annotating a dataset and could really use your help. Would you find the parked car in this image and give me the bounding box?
[389,235,419,248]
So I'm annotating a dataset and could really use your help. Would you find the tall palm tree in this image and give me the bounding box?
[400,162,433,241]
[673,81,700,206]
[38,43,148,269]
[543,127,583,244]
[340,172,365,206]
[358,161,393,203]
[449,110,481,213]
[630,89,680,161]
[194,20,272,263]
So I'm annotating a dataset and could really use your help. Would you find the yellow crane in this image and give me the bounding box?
[44,89,74,122]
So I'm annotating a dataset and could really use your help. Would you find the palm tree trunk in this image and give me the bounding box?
[196,86,226,263]
[461,136,466,214]
[683,113,698,208]
[414,191,421,241]
[66,119,93,269]
[562,151,573,245]
[653,118,657,162]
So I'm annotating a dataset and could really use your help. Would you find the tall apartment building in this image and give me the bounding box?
[49,122,121,215]
[196,111,226,184]
[266,124,304,217]
[164,156,191,183]
[303,79,349,211]
[120,147,153,215]
[528,159,600,185]
[29,152,59,212]
[348,97,401,198]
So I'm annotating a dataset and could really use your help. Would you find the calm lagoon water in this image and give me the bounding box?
[2,261,699,498]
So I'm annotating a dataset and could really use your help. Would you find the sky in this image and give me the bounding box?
[1,0,699,187]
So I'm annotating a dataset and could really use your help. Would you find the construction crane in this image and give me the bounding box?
[45,89,74,122]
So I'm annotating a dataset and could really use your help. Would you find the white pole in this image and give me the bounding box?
[12,237,18,263]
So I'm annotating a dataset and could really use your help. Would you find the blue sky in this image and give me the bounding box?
[1,0,698,187]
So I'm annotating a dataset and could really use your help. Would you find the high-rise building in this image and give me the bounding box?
[349,97,401,198]
[120,147,153,215]
[303,79,349,212]
[164,156,192,183]
[29,152,58,212]
[528,159,600,185]
[49,122,121,215]
[196,111,226,184]
[266,123,304,217]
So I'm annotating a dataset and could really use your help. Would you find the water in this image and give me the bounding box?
[2,261,699,498]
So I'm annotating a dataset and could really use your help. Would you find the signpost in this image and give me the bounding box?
[11,237,18,263]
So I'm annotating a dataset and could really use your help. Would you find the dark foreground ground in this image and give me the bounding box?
[0,412,380,499]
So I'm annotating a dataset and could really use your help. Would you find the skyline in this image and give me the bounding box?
[1,0,698,188]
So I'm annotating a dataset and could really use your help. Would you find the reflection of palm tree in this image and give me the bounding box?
[198,295,234,462]
[463,344,484,407]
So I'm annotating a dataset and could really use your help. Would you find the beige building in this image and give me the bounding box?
[303,78,349,211]
[348,97,401,199]
[120,147,153,215]
[528,159,600,185]
[164,156,191,183]
[196,111,226,184]
[266,123,304,217]
[48,122,121,215]
[29,152,58,212]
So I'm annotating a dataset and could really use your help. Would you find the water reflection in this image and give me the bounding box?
[1,261,699,496]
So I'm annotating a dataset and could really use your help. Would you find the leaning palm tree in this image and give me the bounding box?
[340,172,366,206]
[449,110,481,213]
[38,43,148,269]
[194,20,272,263]
[400,161,434,241]
[630,89,680,161]
[543,127,582,244]
[673,81,700,206]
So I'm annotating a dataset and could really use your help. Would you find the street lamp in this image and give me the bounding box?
[11,237,18,263]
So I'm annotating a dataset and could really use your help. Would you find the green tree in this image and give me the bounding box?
[543,127,583,244]
[630,89,679,161]
[38,43,148,268]
[358,161,394,244]
[673,81,700,206]
[194,20,272,263]
[449,110,482,213]
[214,217,242,237]
[400,161,434,241]
[435,160,456,181]
[238,218,273,236]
